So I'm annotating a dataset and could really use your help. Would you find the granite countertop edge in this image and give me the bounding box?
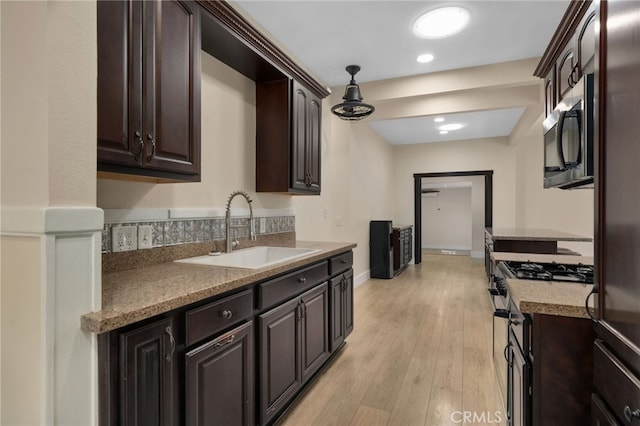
[82,241,356,334]
[506,278,594,320]
[485,227,593,242]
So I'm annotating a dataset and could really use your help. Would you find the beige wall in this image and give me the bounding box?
[1,2,99,424]
[514,130,594,255]
[1,1,96,208]
[392,137,518,231]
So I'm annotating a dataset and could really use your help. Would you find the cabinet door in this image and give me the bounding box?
[557,47,575,101]
[599,0,640,371]
[259,297,302,425]
[343,270,354,339]
[330,271,354,352]
[185,322,254,426]
[544,69,556,118]
[291,81,321,193]
[577,9,596,74]
[329,275,345,352]
[306,91,322,193]
[120,316,179,426]
[142,0,200,176]
[97,0,143,167]
[591,394,620,426]
[300,283,329,382]
[291,82,309,191]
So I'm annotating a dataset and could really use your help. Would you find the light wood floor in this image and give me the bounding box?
[279,254,506,426]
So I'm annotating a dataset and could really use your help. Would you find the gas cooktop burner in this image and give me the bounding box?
[504,261,594,284]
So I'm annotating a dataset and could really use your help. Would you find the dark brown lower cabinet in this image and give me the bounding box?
[185,322,254,426]
[531,314,594,426]
[330,270,354,352]
[300,284,330,382]
[120,316,180,426]
[591,394,620,426]
[99,253,354,426]
[259,282,329,425]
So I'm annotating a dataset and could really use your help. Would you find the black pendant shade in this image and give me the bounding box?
[331,65,375,121]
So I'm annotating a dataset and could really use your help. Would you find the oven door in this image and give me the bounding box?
[508,327,531,426]
[489,282,509,409]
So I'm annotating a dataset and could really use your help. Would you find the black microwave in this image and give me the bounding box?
[543,73,594,189]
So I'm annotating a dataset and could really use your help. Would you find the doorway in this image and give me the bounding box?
[413,170,493,264]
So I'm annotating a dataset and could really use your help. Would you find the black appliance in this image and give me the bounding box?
[369,220,393,279]
[543,72,594,189]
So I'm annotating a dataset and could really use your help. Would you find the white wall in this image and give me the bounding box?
[421,188,472,251]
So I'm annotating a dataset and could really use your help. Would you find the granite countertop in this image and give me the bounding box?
[491,252,594,265]
[82,241,356,334]
[486,227,592,242]
[506,278,595,319]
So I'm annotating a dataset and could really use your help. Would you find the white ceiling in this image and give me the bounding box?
[234,0,570,145]
[369,107,525,145]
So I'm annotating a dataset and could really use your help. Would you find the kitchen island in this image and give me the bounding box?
[484,228,592,278]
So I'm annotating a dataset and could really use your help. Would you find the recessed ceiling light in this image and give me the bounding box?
[417,53,434,63]
[439,130,449,135]
[434,117,445,123]
[439,123,465,131]
[413,7,471,39]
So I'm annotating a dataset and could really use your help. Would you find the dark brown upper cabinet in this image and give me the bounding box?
[534,1,595,107]
[97,0,201,182]
[255,79,322,194]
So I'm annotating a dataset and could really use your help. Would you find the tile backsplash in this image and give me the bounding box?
[102,215,295,253]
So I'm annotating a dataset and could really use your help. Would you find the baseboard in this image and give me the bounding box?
[470,250,485,258]
[354,270,370,288]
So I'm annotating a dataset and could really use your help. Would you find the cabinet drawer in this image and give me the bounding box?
[259,261,328,310]
[329,251,353,275]
[593,340,640,424]
[186,289,253,346]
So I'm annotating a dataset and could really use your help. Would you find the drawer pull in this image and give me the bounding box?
[214,334,235,349]
[221,310,233,320]
[340,259,348,264]
[165,326,175,362]
[298,277,307,284]
[624,405,640,422]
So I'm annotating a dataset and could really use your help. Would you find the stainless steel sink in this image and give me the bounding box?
[175,246,321,270]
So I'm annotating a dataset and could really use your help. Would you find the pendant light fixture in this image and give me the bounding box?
[331,65,375,121]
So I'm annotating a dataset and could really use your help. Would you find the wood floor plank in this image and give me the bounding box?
[349,405,391,426]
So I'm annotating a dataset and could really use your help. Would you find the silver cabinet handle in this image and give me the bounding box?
[214,334,235,349]
[165,326,175,362]
[222,310,233,320]
[134,130,144,161]
[624,405,640,422]
[298,277,307,284]
[147,133,155,162]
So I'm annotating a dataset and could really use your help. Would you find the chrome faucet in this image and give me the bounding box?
[225,190,257,252]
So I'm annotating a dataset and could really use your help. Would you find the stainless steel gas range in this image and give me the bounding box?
[488,259,594,426]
